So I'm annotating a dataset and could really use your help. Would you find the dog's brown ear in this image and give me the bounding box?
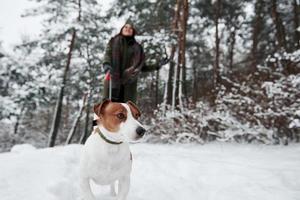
[94,99,111,117]
[126,101,141,119]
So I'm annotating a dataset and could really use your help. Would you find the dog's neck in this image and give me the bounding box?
[96,125,124,144]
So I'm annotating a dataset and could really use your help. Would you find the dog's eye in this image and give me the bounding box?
[117,113,126,120]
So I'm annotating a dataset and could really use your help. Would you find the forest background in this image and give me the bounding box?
[0,0,300,152]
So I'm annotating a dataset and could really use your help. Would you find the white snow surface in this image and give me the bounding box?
[1,143,300,200]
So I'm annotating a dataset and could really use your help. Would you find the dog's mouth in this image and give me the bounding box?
[135,134,144,140]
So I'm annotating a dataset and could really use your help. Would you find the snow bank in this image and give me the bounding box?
[0,143,300,200]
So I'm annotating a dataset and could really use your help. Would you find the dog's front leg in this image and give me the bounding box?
[80,178,96,200]
[117,175,130,200]
[110,182,117,196]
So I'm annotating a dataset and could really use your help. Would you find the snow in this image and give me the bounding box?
[1,143,300,200]
[289,119,300,128]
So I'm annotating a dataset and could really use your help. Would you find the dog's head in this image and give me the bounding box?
[94,100,146,141]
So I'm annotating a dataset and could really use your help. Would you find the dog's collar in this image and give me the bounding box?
[94,127,123,145]
[93,120,123,145]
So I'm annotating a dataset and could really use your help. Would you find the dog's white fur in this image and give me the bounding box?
[79,102,144,200]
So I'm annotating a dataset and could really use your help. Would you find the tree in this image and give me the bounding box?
[173,0,189,111]
[271,0,287,50]
[250,0,265,71]
[48,28,77,147]
[23,0,109,146]
[293,0,300,49]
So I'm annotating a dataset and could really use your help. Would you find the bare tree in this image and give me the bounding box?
[213,0,221,101]
[293,0,300,49]
[66,93,87,145]
[177,0,189,111]
[48,0,81,147]
[48,28,77,147]
[167,0,189,111]
[271,0,287,50]
[250,0,264,71]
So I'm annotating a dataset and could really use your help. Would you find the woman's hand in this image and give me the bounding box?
[123,66,139,83]
[124,66,135,75]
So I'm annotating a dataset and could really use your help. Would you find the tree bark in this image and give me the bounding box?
[271,0,287,50]
[167,0,181,106]
[64,96,70,130]
[66,93,87,145]
[192,59,198,103]
[80,89,92,144]
[213,0,221,102]
[228,26,236,71]
[155,69,159,106]
[170,0,189,110]
[80,43,94,144]
[177,0,189,110]
[166,48,175,105]
[251,0,264,71]
[48,0,81,147]
[14,104,25,135]
[293,0,300,49]
[48,28,76,147]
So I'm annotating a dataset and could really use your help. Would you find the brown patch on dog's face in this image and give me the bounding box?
[126,101,141,119]
[97,102,128,132]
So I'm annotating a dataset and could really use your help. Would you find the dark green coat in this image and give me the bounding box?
[102,34,158,103]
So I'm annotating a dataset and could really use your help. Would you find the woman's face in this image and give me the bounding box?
[121,24,134,37]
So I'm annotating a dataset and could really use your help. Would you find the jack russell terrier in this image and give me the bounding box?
[79,99,146,200]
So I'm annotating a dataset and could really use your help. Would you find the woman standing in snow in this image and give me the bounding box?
[102,20,168,103]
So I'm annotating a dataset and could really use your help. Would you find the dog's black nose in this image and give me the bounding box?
[136,126,146,136]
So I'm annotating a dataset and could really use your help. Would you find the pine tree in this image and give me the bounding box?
[23,0,110,146]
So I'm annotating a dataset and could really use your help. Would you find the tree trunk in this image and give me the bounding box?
[14,104,25,134]
[271,0,287,50]
[80,88,92,144]
[48,28,76,147]
[213,0,221,102]
[293,0,300,49]
[166,48,175,105]
[155,69,159,106]
[251,0,264,71]
[162,81,168,114]
[228,26,236,72]
[80,36,95,144]
[192,60,198,103]
[182,0,189,100]
[45,108,51,133]
[66,93,87,145]
[64,96,70,130]
[167,0,181,106]
[48,0,81,147]
[177,0,189,110]
[150,74,155,107]
[172,52,179,111]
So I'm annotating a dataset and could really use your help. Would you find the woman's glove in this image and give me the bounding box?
[103,63,112,73]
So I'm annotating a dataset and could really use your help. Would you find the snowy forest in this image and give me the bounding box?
[0,0,300,152]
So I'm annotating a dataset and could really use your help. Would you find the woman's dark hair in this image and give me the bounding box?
[119,22,136,37]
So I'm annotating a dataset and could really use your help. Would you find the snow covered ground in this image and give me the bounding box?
[0,143,300,200]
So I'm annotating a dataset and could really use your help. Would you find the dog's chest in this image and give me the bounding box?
[89,145,132,184]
